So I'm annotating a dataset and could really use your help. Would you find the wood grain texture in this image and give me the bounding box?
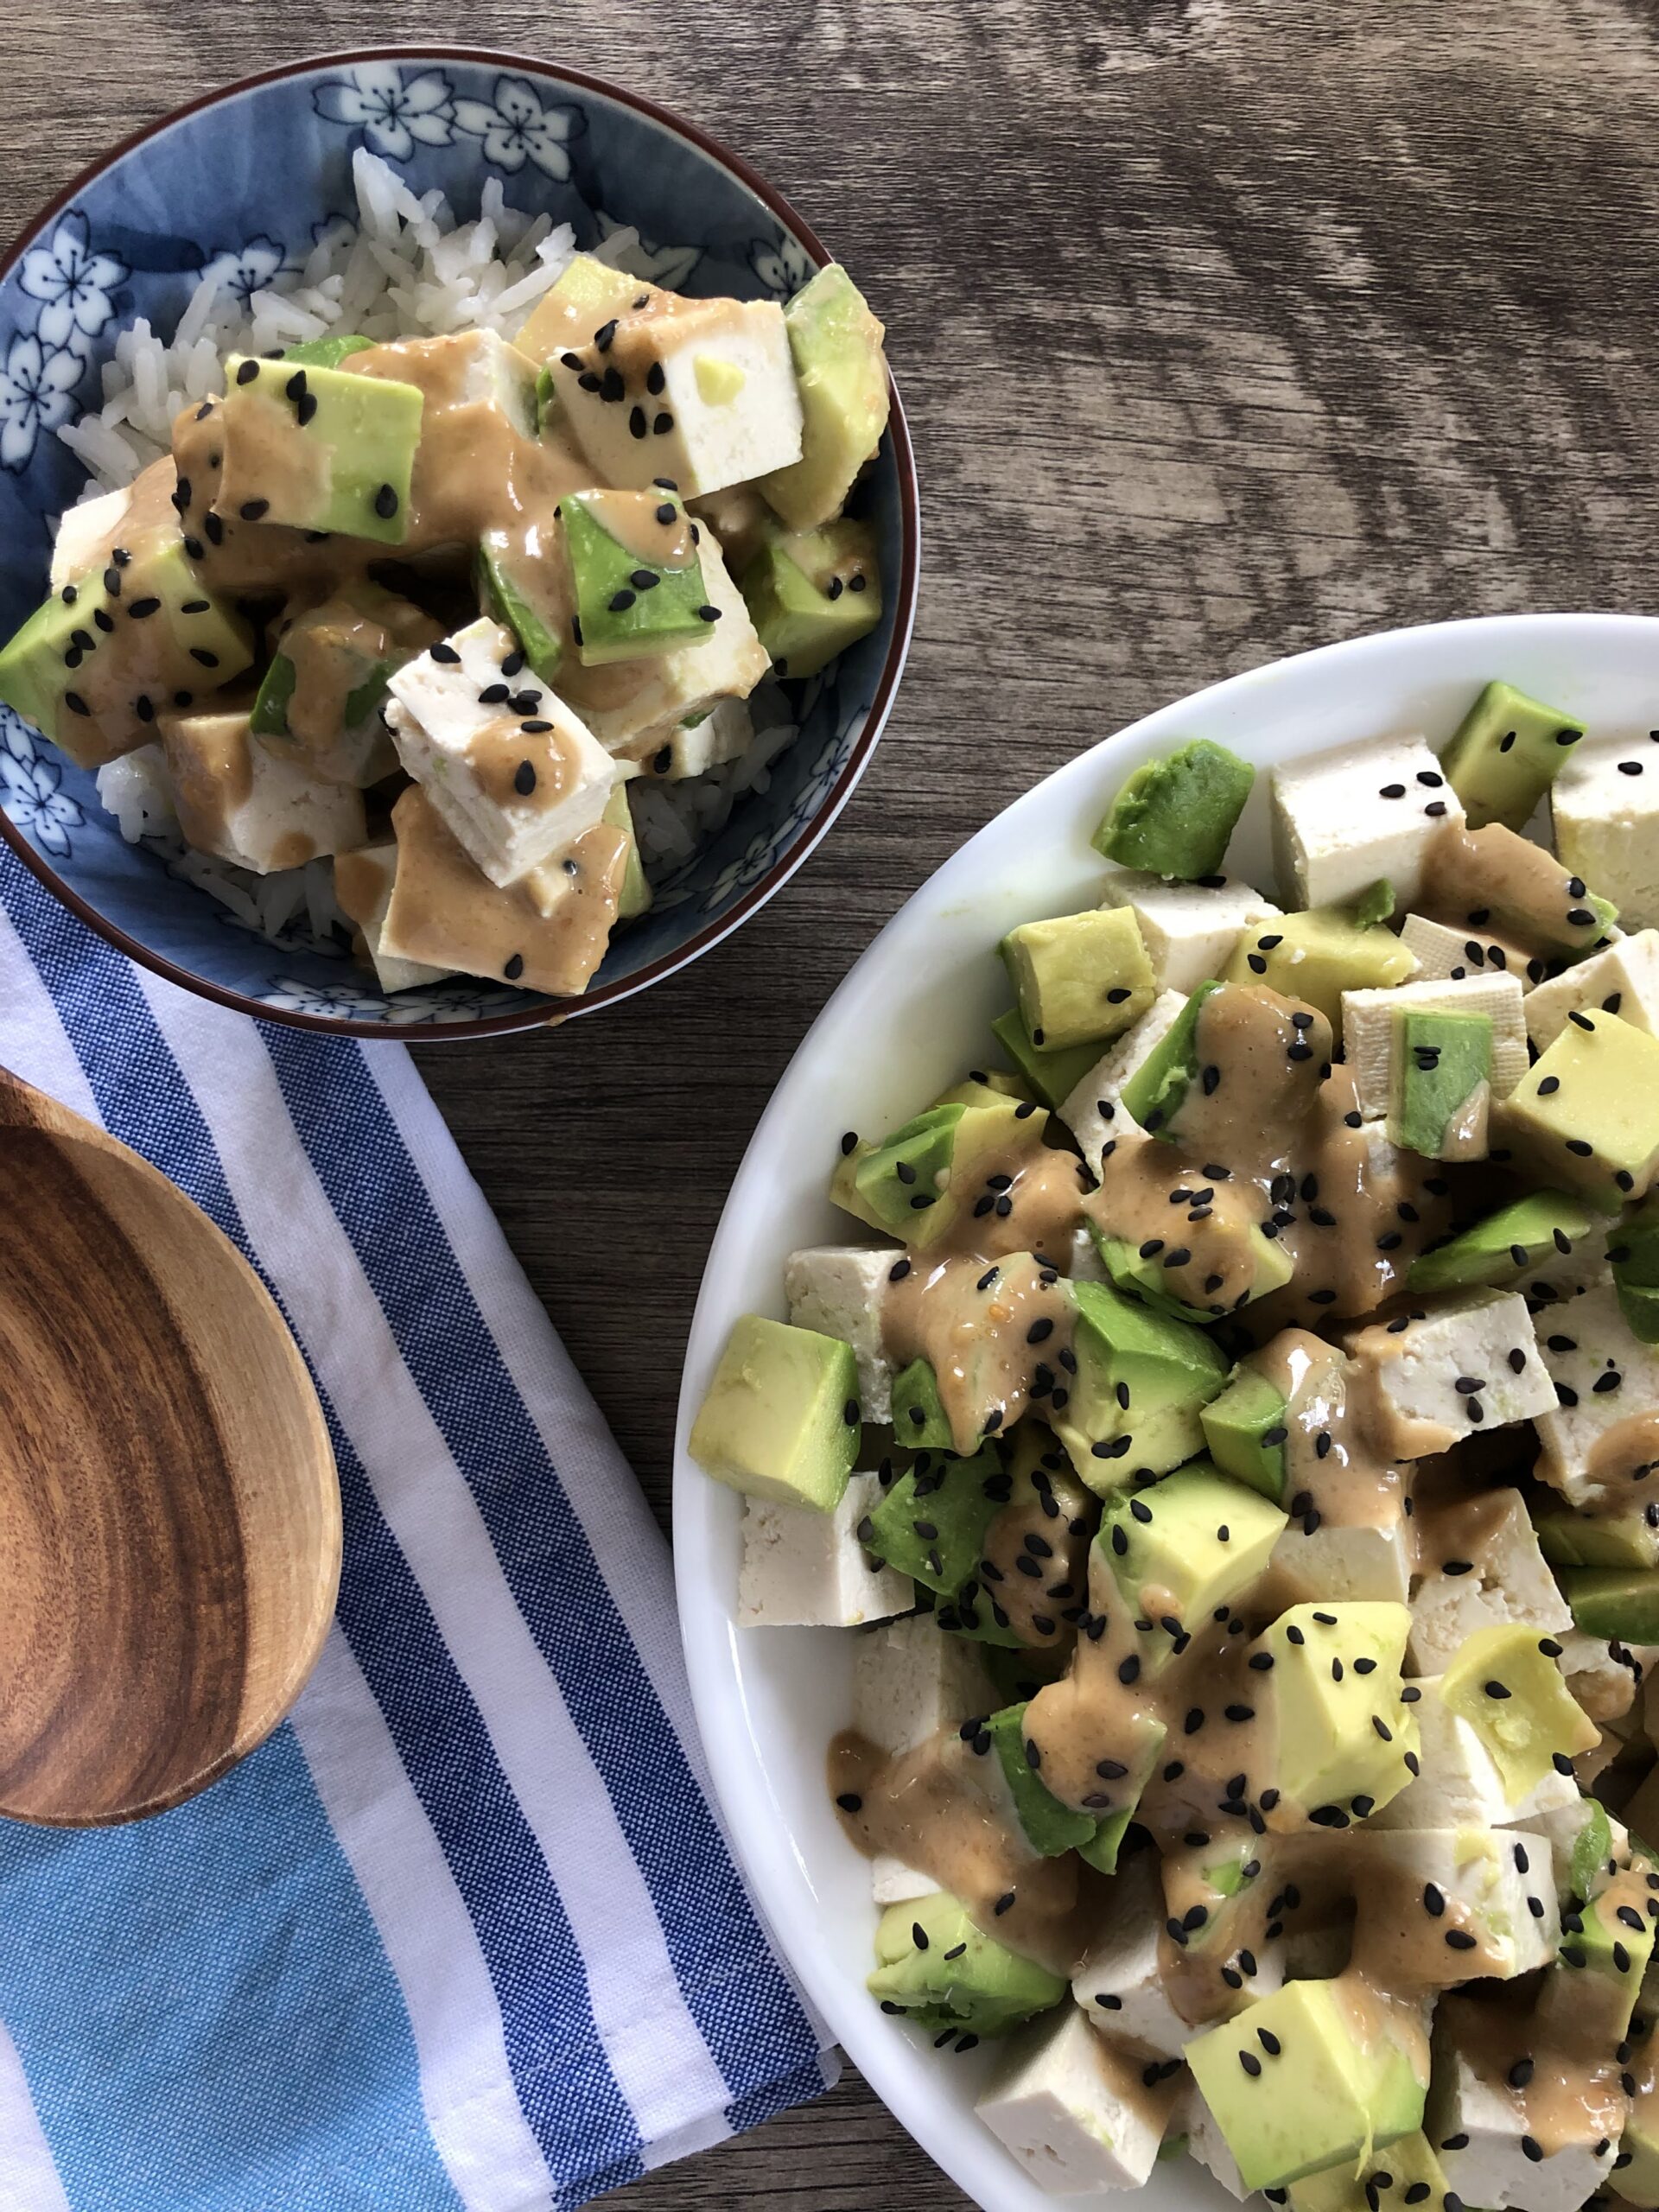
[0,1068,339,1824]
[6,0,1659,2190]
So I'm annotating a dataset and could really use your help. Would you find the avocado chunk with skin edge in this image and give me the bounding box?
[1440,677,1584,832]
[989,1007,1102,1111]
[739,516,881,681]
[1559,1566,1659,1643]
[867,1891,1065,2037]
[1093,738,1255,882]
[760,263,890,534]
[1406,1189,1599,1294]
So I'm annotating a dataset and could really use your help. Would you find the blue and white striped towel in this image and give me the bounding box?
[0,841,833,2212]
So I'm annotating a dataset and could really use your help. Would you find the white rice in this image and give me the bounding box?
[58,151,798,944]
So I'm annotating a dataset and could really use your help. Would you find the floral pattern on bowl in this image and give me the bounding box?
[0,49,915,1036]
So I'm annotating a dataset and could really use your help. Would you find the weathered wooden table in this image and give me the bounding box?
[8,0,1656,2199]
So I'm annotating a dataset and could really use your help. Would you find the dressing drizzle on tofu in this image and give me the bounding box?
[681,690,1659,2200]
[0,251,892,1000]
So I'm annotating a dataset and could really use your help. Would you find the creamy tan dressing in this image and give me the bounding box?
[880,1252,1076,1455]
[1421,819,1608,954]
[384,786,624,996]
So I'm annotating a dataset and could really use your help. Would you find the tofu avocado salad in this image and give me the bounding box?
[691,680,1659,2203]
[0,230,887,998]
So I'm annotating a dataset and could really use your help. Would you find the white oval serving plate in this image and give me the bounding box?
[673,613,1659,2212]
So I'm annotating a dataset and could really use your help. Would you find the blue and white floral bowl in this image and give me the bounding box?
[0,48,918,1035]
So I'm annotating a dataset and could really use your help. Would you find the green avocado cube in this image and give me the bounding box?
[1391,1007,1493,1157]
[250,581,436,785]
[1224,906,1416,1034]
[215,353,423,543]
[831,1084,1041,1249]
[688,1313,859,1509]
[1183,1974,1427,2190]
[281,333,376,370]
[1000,907,1156,1052]
[989,1007,1102,1109]
[739,517,880,680]
[476,534,566,685]
[1255,1601,1417,1824]
[1406,1189,1599,1294]
[1612,1193,1659,1342]
[1536,1502,1659,1569]
[1201,1367,1292,1500]
[867,1892,1065,2037]
[1096,1458,1286,1668]
[1052,1279,1228,1491]
[759,263,889,533]
[865,1442,1005,1592]
[889,1358,959,1452]
[1431,821,1616,954]
[984,1703,1104,1856]
[1537,1863,1657,2047]
[0,537,254,771]
[603,785,652,921]
[1118,981,1222,1137]
[1559,1567,1659,1643]
[1499,1009,1659,1210]
[1093,738,1255,881]
[1440,1623,1598,1799]
[1289,2133,1450,2212]
[1089,1216,1292,1325]
[1440,678,1584,831]
[562,488,713,665]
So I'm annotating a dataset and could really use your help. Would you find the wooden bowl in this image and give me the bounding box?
[0,1065,340,1825]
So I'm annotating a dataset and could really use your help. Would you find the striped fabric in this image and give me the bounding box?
[0,843,833,2212]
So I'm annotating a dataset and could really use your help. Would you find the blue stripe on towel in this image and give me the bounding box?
[263,1028,819,2116]
[4,878,643,2197]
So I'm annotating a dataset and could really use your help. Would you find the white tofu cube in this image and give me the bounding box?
[871,1853,940,1906]
[1269,732,1464,910]
[1369,1677,1577,1830]
[634,696,754,783]
[852,1614,994,1758]
[1268,1510,1412,1605]
[161,709,365,875]
[1058,989,1187,1168]
[51,480,136,590]
[784,1245,898,1421]
[1173,2079,1249,2200]
[1098,871,1281,994]
[333,841,452,994]
[737,1471,912,1628]
[1348,1827,1558,1979]
[1534,1282,1659,1510]
[1552,736,1659,931]
[977,2007,1178,2195]
[1429,2004,1614,2212]
[546,295,804,498]
[387,617,624,887]
[1407,1490,1573,1674]
[1071,1857,1192,2063]
[97,742,178,842]
[1343,970,1529,1116]
[1399,912,1545,987]
[1525,930,1659,1050]
[1344,1292,1556,1459]
[562,539,770,753]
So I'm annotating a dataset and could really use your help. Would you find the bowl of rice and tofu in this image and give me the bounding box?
[0,48,917,1033]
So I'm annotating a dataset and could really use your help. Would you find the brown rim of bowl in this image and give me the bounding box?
[0,44,920,1040]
